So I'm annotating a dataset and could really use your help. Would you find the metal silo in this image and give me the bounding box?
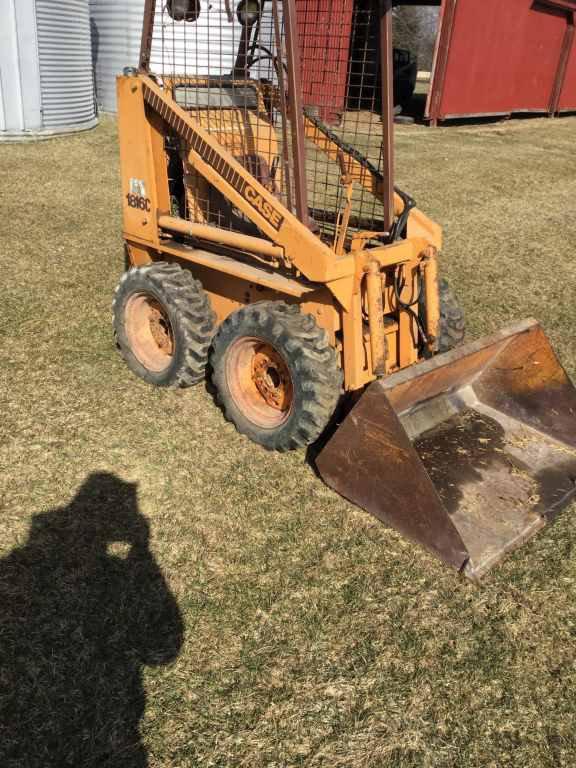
[89,0,145,113]
[89,0,274,113]
[0,0,97,139]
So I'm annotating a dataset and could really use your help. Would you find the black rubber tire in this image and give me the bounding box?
[437,278,466,353]
[113,262,216,387]
[211,302,343,451]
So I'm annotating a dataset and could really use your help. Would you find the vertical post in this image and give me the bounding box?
[426,0,457,126]
[139,0,156,72]
[549,11,575,116]
[233,20,255,76]
[283,0,310,227]
[272,0,294,214]
[379,0,394,232]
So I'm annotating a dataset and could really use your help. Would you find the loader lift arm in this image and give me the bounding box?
[138,75,353,288]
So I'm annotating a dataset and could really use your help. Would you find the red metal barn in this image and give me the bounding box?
[427,0,576,123]
[295,0,576,124]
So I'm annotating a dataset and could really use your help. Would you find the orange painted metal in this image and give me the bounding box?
[157,215,285,264]
[364,261,386,377]
[117,71,439,390]
[422,248,440,353]
[137,76,347,284]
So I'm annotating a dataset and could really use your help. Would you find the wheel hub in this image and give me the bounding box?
[147,300,174,355]
[252,345,292,411]
[124,293,174,372]
[226,337,294,428]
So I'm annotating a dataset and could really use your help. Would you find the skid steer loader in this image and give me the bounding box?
[114,0,576,580]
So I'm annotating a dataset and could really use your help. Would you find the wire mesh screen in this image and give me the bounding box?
[146,0,296,236]
[297,0,387,240]
[145,0,388,244]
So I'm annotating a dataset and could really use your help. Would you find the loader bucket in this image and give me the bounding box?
[316,319,576,580]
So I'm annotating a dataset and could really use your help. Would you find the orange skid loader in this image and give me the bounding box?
[114,0,576,580]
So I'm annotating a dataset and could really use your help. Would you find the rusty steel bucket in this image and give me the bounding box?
[316,319,576,580]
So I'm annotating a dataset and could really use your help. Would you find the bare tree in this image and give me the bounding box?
[393,6,438,70]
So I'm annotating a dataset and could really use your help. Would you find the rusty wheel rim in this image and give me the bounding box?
[124,293,174,373]
[226,337,294,428]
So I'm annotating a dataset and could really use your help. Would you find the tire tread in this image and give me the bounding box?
[211,301,342,451]
[113,262,216,387]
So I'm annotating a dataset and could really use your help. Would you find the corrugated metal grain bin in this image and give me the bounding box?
[90,0,277,112]
[0,0,97,139]
[89,0,145,113]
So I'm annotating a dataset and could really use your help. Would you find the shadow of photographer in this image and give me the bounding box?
[0,472,184,767]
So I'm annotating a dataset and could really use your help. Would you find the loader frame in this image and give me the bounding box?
[119,0,442,392]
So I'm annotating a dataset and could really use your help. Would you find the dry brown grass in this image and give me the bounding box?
[1,114,576,767]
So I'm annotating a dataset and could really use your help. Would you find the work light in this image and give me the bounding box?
[236,0,260,26]
[167,0,201,22]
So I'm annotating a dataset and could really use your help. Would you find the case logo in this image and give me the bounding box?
[243,184,284,231]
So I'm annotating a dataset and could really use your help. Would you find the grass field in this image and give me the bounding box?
[1,115,576,767]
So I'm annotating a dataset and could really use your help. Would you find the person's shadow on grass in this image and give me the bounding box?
[0,472,184,767]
